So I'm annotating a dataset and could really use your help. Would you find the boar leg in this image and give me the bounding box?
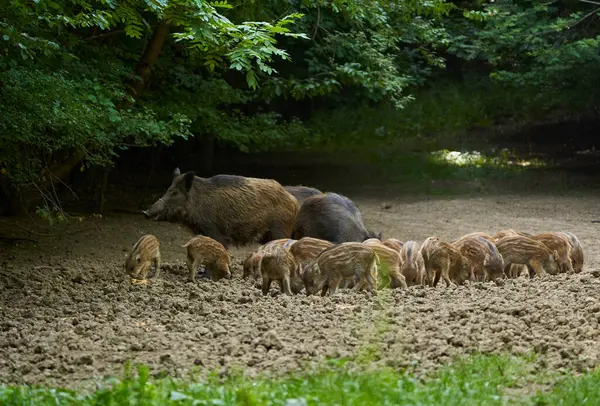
[564,258,575,274]
[320,283,329,297]
[138,262,151,281]
[442,272,455,288]
[281,276,293,295]
[187,258,197,283]
[432,268,442,287]
[261,277,272,295]
[153,253,161,279]
[328,277,343,296]
[529,260,546,277]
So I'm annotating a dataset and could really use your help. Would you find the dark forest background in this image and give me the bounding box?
[2,0,600,219]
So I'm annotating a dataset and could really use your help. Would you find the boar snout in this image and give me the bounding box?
[143,199,165,220]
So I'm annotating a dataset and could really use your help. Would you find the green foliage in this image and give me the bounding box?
[0,66,191,185]
[449,0,600,110]
[3,353,599,405]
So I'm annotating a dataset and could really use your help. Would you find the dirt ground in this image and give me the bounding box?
[2,189,600,391]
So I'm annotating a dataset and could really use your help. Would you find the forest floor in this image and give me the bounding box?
[2,164,600,394]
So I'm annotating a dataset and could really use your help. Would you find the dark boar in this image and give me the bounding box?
[143,168,299,248]
[291,192,381,244]
[284,185,323,205]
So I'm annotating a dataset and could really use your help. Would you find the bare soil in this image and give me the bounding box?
[2,190,600,390]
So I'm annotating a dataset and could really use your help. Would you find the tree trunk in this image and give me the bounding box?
[131,20,170,98]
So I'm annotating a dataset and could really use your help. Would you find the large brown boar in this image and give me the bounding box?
[182,235,231,282]
[260,244,303,295]
[242,239,295,280]
[302,243,378,296]
[284,185,323,205]
[124,234,161,284]
[363,239,407,289]
[452,235,505,281]
[495,235,559,276]
[419,237,471,287]
[291,192,381,244]
[399,240,425,286]
[530,232,574,273]
[143,168,299,248]
[558,231,584,273]
[289,237,334,267]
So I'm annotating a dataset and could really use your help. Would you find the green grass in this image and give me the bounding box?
[1,353,598,405]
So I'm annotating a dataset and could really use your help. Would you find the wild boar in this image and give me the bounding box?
[451,232,495,244]
[302,243,378,296]
[284,185,323,205]
[557,231,584,273]
[363,239,407,289]
[452,235,505,282]
[291,192,381,244]
[143,168,299,248]
[530,232,574,273]
[260,244,303,295]
[495,235,559,276]
[124,234,161,284]
[182,235,231,282]
[289,237,334,267]
[242,239,295,280]
[419,236,471,287]
[383,238,404,252]
[493,229,532,242]
[399,240,425,286]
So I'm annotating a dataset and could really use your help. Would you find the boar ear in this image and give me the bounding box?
[553,250,559,261]
[173,167,181,178]
[135,254,141,264]
[183,171,196,191]
[483,254,491,266]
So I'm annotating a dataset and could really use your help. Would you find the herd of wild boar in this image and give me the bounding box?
[124,168,585,296]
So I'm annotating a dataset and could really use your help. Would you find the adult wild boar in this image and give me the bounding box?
[291,192,381,244]
[143,168,300,248]
[284,185,323,205]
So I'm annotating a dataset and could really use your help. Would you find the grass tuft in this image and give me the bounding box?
[2,353,596,405]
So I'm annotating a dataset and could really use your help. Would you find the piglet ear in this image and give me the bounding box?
[173,167,181,178]
[377,231,383,240]
[183,171,196,191]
